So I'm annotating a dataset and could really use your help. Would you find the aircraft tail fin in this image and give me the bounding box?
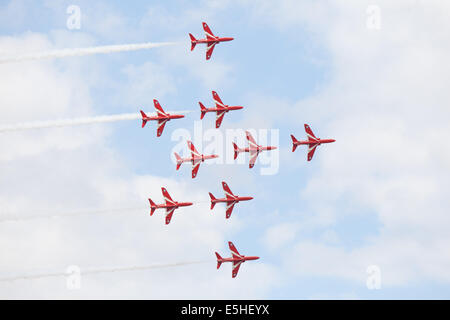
[199,102,207,119]
[215,252,223,269]
[148,198,156,216]
[174,152,182,170]
[140,110,148,128]
[290,134,299,152]
[209,192,217,210]
[232,142,239,160]
[189,33,197,51]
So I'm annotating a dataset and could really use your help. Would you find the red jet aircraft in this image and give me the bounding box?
[140,99,185,137]
[199,91,243,128]
[209,181,253,219]
[174,141,219,178]
[233,131,277,168]
[189,22,234,60]
[215,241,259,278]
[291,124,336,161]
[148,187,193,225]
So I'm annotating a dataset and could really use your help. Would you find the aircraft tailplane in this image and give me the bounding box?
[290,134,299,152]
[209,192,217,210]
[189,33,197,51]
[232,142,240,160]
[148,198,156,216]
[140,110,148,128]
[199,102,207,119]
[215,252,223,269]
[174,152,182,170]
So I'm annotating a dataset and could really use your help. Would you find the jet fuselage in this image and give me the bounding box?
[212,196,253,204]
[193,37,234,44]
[294,138,336,146]
[218,256,260,264]
[143,114,185,121]
[203,105,243,113]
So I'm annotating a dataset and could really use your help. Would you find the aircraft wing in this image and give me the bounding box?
[228,241,243,259]
[192,160,201,179]
[249,150,259,169]
[140,110,148,128]
[307,143,319,161]
[305,124,318,142]
[202,22,216,40]
[215,110,226,128]
[165,207,176,225]
[222,181,235,199]
[161,187,175,205]
[187,140,201,158]
[245,131,259,149]
[225,201,236,219]
[206,42,217,60]
[212,91,225,108]
[154,99,168,117]
[232,260,243,278]
[156,118,168,137]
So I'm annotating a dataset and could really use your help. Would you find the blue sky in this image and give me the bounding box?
[1,0,450,299]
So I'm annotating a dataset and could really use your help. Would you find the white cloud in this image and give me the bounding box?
[120,61,177,107]
[263,222,299,251]
[245,0,450,288]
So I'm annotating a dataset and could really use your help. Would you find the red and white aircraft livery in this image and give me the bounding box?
[291,124,336,161]
[209,181,253,219]
[199,91,243,128]
[174,141,219,178]
[148,187,193,225]
[189,22,234,60]
[233,131,277,168]
[215,241,259,278]
[140,99,185,137]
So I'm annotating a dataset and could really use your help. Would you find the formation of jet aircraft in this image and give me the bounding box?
[140,22,336,278]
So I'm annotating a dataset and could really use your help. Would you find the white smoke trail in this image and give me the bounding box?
[0,110,191,133]
[0,206,148,223]
[0,261,207,282]
[0,200,208,223]
[0,42,179,64]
